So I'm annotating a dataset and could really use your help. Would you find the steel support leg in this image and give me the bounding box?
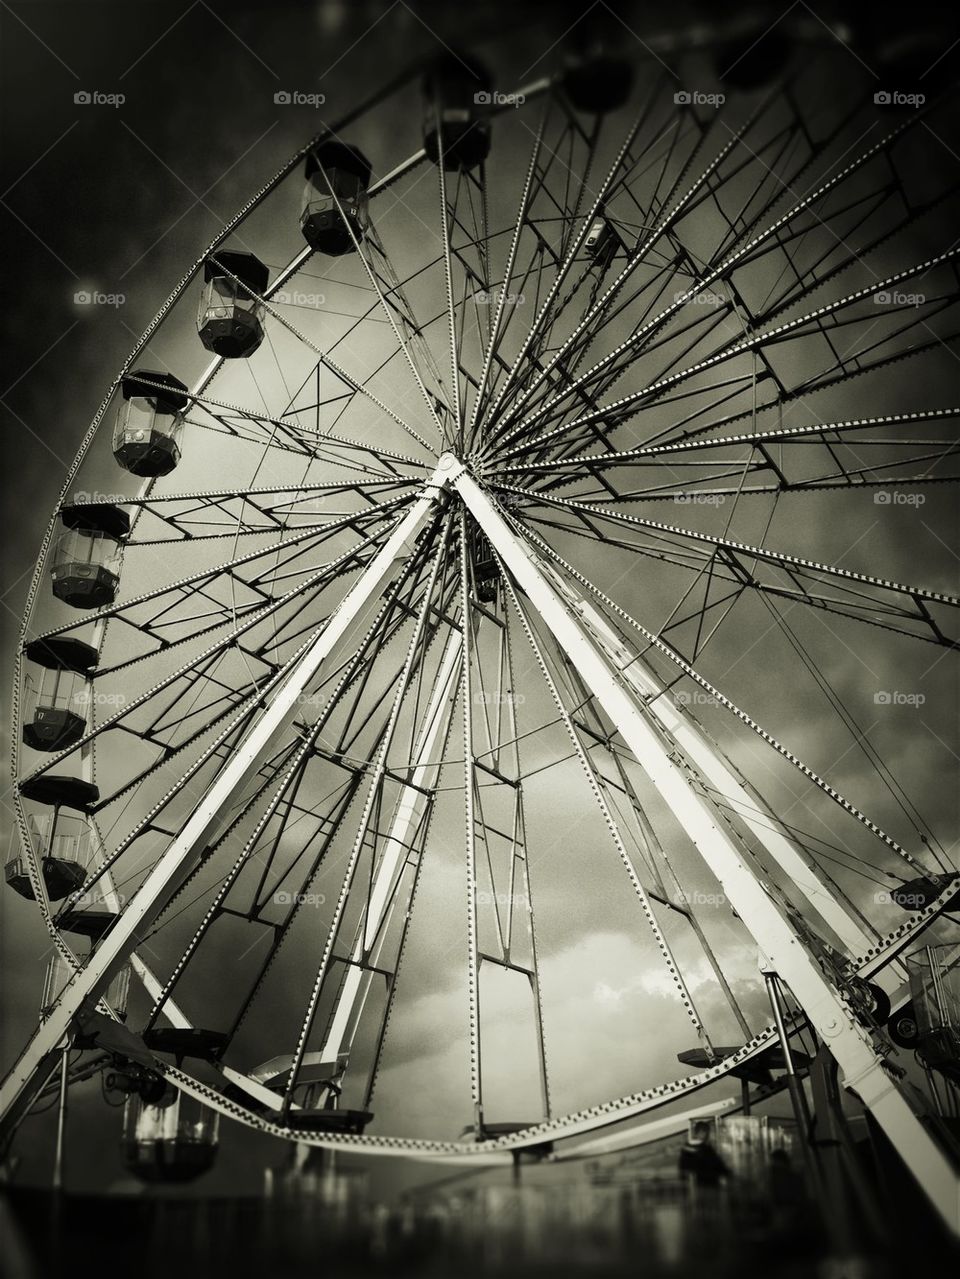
[0,482,442,1138]
[452,461,960,1234]
[320,628,462,1062]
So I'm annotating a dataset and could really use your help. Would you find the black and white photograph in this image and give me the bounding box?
[1,2,959,1275]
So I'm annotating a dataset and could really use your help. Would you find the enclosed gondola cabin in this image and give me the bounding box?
[21,636,97,752]
[584,213,624,269]
[114,371,189,477]
[472,530,499,604]
[285,1107,374,1136]
[301,142,372,255]
[57,904,118,940]
[41,953,130,1023]
[561,48,633,114]
[197,251,268,358]
[4,811,94,902]
[422,53,492,171]
[51,503,130,610]
[558,9,634,115]
[11,780,101,901]
[21,673,86,752]
[122,1090,220,1183]
[712,29,791,90]
[907,946,960,1083]
[19,774,99,811]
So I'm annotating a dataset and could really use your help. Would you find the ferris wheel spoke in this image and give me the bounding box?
[487,85,791,434]
[36,498,447,1000]
[499,562,717,1057]
[259,616,459,1068]
[528,328,960,477]
[533,308,958,488]
[500,408,960,484]
[543,145,933,440]
[518,462,960,507]
[736,178,960,324]
[522,316,959,486]
[298,167,448,439]
[487,111,937,457]
[143,531,449,1031]
[481,80,668,431]
[200,267,436,456]
[490,246,960,467]
[334,634,463,1110]
[457,509,484,1123]
[489,599,553,1117]
[433,117,465,449]
[33,507,437,912]
[471,103,607,420]
[115,478,419,543]
[143,372,431,479]
[555,648,755,1041]
[467,101,548,438]
[365,225,454,407]
[30,496,414,694]
[450,533,560,1125]
[516,522,946,885]
[280,518,452,1113]
[507,490,960,646]
[190,547,454,1050]
[105,736,307,933]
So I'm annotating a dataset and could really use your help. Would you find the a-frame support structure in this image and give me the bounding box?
[1,454,956,1233]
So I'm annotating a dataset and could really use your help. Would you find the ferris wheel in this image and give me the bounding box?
[2,14,960,1227]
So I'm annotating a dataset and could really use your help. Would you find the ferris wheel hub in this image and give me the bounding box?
[434,452,467,487]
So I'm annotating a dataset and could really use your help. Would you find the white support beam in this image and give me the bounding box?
[0,481,442,1132]
[128,956,303,1113]
[452,462,959,1234]
[320,628,462,1062]
[548,573,876,961]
